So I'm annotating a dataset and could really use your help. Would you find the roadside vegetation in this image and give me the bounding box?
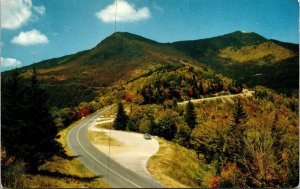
[2,61,298,188]
[111,84,299,188]
[1,112,110,188]
[1,70,109,188]
[148,138,216,188]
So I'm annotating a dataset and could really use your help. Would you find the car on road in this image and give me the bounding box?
[143,133,151,140]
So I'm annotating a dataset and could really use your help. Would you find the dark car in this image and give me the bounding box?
[143,133,151,140]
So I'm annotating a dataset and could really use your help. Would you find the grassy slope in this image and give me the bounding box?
[148,138,216,188]
[20,115,110,188]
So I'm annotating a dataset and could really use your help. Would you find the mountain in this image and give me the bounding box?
[2,32,199,107]
[172,31,269,57]
[2,31,298,108]
[171,31,299,94]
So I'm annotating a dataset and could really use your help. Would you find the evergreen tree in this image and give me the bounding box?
[172,98,178,110]
[113,102,128,130]
[2,69,27,158]
[148,115,157,135]
[233,99,246,126]
[184,101,197,130]
[226,99,247,166]
[2,69,63,172]
[23,69,63,171]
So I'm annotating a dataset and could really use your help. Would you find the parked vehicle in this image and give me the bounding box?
[143,133,151,140]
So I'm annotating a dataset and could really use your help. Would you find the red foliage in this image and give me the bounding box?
[280,108,286,114]
[81,107,90,116]
[124,94,132,102]
[188,87,194,96]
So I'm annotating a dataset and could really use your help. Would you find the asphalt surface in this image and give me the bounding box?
[67,105,163,188]
[178,91,255,105]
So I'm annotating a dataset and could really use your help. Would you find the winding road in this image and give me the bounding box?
[67,105,163,188]
[178,91,255,105]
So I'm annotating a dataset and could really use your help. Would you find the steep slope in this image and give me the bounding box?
[172,31,299,94]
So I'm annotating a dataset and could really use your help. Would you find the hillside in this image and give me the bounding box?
[172,31,299,94]
[2,31,298,108]
[2,32,198,108]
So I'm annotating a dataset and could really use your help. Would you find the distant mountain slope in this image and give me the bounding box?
[2,32,198,107]
[2,31,298,107]
[172,31,269,57]
[171,31,299,94]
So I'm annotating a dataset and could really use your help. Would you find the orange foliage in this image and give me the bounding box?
[222,86,228,91]
[209,177,221,188]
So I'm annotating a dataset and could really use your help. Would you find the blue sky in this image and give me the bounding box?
[1,0,299,71]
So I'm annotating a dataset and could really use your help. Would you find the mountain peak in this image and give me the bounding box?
[222,30,268,43]
[103,32,158,45]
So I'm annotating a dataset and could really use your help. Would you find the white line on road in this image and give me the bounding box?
[75,106,142,188]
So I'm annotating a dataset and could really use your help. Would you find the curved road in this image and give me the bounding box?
[67,105,162,188]
[178,91,255,105]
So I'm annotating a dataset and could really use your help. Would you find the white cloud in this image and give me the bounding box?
[11,29,49,46]
[95,0,150,23]
[33,5,45,15]
[1,57,22,67]
[1,0,46,29]
[1,0,32,29]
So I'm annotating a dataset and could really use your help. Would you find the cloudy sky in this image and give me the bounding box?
[1,0,298,71]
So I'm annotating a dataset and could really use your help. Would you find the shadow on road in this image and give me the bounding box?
[37,170,103,181]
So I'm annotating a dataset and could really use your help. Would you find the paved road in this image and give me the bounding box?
[178,91,255,105]
[67,105,163,188]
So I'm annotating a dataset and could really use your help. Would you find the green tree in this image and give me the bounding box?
[184,101,197,130]
[139,116,156,134]
[113,102,128,130]
[2,69,63,172]
[190,122,227,163]
[225,99,247,163]
[127,110,143,132]
[233,99,246,126]
[23,69,63,171]
[175,123,191,147]
[155,109,178,140]
[2,69,27,161]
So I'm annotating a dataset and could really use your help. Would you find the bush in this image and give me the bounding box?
[1,148,26,188]
[155,109,179,140]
